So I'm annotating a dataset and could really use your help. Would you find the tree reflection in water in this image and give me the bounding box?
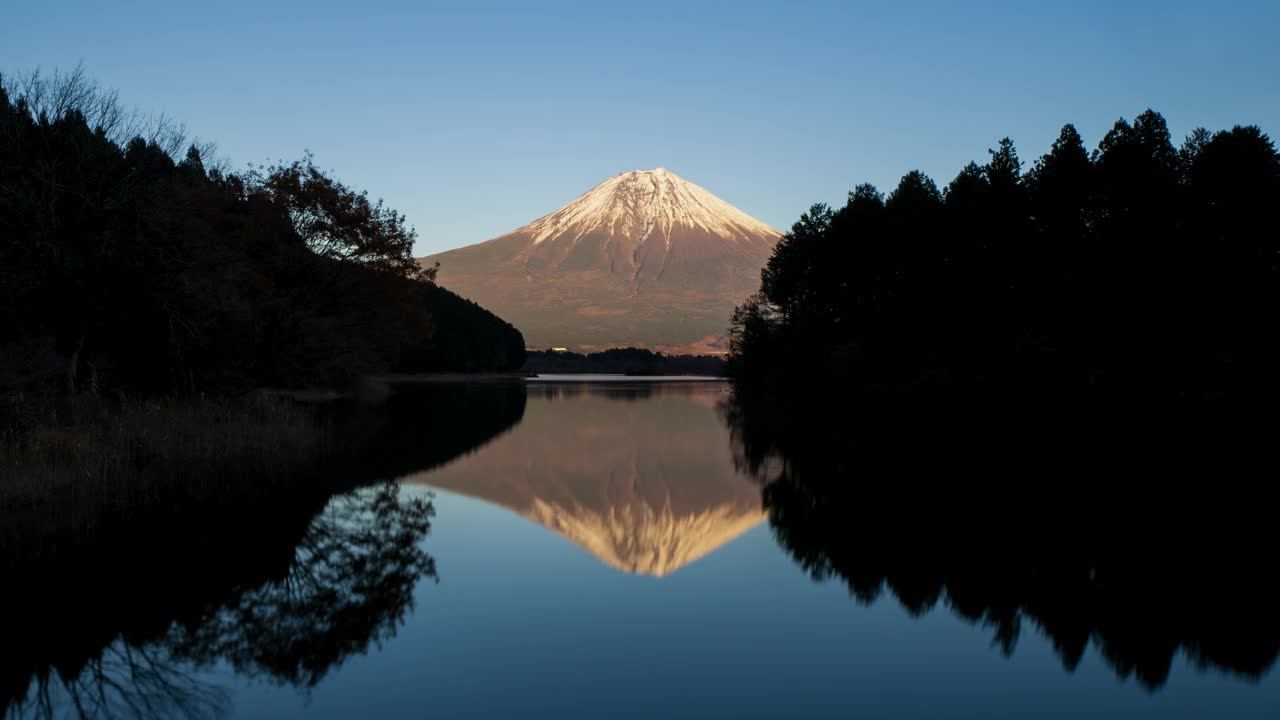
[19,643,230,720]
[169,483,435,688]
[7,482,434,720]
[3,380,526,719]
[722,387,1280,690]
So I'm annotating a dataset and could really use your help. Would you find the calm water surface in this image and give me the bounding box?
[7,379,1277,718]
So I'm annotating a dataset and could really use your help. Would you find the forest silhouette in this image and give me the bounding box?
[0,68,523,396]
[729,110,1279,394]
[722,110,1280,689]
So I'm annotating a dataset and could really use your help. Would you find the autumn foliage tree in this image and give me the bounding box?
[252,154,433,282]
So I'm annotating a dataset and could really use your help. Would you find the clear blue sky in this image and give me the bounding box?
[5,0,1278,255]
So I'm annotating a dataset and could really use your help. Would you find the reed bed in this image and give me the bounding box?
[0,392,335,550]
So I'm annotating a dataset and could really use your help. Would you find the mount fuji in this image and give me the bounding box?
[420,168,781,353]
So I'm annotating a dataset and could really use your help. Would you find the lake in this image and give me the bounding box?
[4,378,1277,718]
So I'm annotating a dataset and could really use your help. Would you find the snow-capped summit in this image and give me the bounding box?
[523,168,779,249]
[420,168,781,353]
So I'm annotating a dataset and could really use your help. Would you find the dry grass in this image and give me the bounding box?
[0,392,336,548]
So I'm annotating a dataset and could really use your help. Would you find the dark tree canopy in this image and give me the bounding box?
[729,109,1280,393]
[251,154,431,282]
[399,283,526,373]
[0,70,522,393]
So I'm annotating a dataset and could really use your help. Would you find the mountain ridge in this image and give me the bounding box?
[420,169,781,353]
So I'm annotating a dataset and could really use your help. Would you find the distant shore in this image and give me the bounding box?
[370,372,531,384]
[260,371,727,405]
[526,374,727,382]
[371,371,728,385]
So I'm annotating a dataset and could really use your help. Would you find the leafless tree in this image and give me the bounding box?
[5,63,225,168]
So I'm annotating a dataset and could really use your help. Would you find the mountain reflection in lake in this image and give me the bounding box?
[4,380,1278,718]
[401,381,762,577]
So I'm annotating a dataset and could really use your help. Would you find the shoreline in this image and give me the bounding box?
[525,373,727,383]
[369,371,531,384]
[363,371,729,388]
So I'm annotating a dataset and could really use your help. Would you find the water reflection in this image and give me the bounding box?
[0,382,526,719]
[5,482,432,720]
[7,379,1277,718]
[166,484,435,688]
[403,381,763,577]
[721,387,1280,690]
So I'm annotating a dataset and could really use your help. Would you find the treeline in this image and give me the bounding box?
[399,283,524,373]
[730,110,1280,392]
[0,68,522,395]
[524,347,725,376]
[721,108,1280,689]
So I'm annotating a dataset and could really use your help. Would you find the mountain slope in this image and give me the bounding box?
[420,169,781,353]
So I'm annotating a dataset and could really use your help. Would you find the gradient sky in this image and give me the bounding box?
[5,1,1278,255]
